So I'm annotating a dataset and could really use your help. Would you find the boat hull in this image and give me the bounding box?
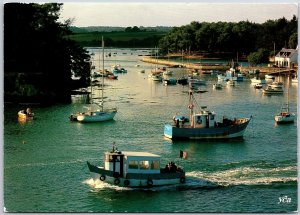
[18,111,34,120]
[262,89,283,94]
[164,118,251,139]
[87,162,185,187]
[77,110,117,122]
[275,115,295,124]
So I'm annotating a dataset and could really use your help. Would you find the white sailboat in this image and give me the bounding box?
[274,75,295,124]
[73,37,117,122]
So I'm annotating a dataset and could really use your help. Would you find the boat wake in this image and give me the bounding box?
[82,177,220,192]
[187,165,297,187]
[83,165,297,192]
[82,178,131,191]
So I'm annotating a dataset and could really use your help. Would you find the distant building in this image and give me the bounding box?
[275,48,298,68]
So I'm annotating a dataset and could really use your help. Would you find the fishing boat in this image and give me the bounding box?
[275,76,295,124]
[18,108,34,120]
[87,145,186,187]
[70,37,117,122]
[164,88,251,140]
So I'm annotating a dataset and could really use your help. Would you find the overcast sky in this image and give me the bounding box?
[58,2,298,27]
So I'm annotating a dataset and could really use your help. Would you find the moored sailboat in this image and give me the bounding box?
[274,75,295,124]
[70,37,117,122]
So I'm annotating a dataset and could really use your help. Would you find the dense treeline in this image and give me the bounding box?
[68,31,166,48]
[158,17,298,57]
[4,3,91,104]
[69,26,172,33]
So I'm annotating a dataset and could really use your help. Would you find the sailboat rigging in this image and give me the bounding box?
[274,73,295,124]
[70,37,117,122]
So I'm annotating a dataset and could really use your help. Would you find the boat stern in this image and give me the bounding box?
[164,124,173,139]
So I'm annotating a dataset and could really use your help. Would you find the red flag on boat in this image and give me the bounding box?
[180,150,188,159]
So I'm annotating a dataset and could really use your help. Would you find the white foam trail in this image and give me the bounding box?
[187,165,297,186]
[82,178,131,191]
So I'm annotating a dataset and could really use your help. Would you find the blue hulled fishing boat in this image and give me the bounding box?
[164,89,251,140]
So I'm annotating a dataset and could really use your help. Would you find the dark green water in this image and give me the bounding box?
[4,49,297,212]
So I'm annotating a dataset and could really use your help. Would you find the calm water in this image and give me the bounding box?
[4,49,298,212]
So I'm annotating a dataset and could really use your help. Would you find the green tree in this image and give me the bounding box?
[288,32,298,49]
[247,48,270,66]
[4,3,90,104]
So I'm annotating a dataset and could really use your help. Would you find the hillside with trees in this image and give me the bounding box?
[4,3,91,104]
[158,16,298,64]
[68,26,171,47]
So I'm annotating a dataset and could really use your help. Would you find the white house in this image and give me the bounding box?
[275,48,298,68]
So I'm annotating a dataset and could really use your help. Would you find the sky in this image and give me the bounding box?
[58,1,298,27]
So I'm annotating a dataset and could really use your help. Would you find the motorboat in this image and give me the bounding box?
[87,145,186,187]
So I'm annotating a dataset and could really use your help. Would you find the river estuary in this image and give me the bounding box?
[4,48,297,212]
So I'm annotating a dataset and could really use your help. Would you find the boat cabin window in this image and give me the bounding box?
[139,161,150,170]
[150,161,160,170]
[128,160,139,169]
[105,154,120,162]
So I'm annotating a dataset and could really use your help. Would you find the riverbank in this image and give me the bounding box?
[142,56,297,74]
[141,56,230,71]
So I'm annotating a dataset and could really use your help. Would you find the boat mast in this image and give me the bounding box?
[189,89,194,126]
[101,36,104,112]
[287,71,290,112]
[90,57,93,105]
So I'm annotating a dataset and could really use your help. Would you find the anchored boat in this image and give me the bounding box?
[164,89,251,140]
[18,108,34,121]
[87,146,186,187]
[70,37,117,122]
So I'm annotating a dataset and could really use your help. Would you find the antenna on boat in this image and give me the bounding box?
[112,142,116,153]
